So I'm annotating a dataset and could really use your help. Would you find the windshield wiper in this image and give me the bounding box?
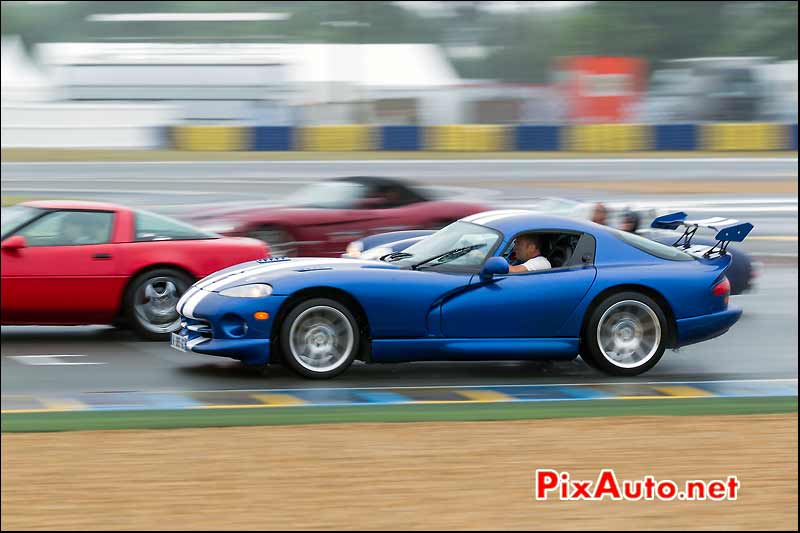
[410,244,486,270]
[380,251,414,262]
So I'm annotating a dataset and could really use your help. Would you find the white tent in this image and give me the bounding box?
[1,36,56,102]
[37,42,459,87]
[36,42,463,123]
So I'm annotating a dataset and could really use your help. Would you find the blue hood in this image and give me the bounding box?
[191,257,398,293]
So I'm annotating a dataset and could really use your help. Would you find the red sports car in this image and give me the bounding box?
[1,201,268,339]
[186,177,490,257]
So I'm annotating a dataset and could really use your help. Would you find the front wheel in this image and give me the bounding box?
[582,292,668,376]
[280,298,360,379]
[124,268,192,340]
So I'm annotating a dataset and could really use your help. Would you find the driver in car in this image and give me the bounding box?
[508,234,552,273]
[61,214,101,245]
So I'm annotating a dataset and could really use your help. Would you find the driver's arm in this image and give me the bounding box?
[508,264,528,273]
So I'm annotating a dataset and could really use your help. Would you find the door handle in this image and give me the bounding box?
[92,253,113,260]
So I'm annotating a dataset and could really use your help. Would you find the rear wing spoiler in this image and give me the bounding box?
[651,212,753,258]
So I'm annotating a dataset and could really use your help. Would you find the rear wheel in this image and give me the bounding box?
[247,226,297,257]
[124,268,192,340]
[280,298,360,379]
[582,291,668,376]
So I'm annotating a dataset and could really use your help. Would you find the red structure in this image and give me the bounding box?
[554,56,647,123]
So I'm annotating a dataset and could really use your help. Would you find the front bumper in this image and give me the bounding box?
[674,307,742,348]
[176,289,287,365]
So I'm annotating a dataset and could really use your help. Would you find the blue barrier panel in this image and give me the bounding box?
[791,124,798,150]
[654,124,698,150]
[515,125,561,151]
[253,126,292,151]
[158,125,172,149]
[381,125,420,151]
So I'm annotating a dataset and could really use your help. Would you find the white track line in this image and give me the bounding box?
[131,378,799,395]
[9,354,105,366]
[2,157,797,165]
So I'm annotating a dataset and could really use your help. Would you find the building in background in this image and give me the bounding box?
[2,37,177,149]
[36,42,463,126]
[633,57,798,123]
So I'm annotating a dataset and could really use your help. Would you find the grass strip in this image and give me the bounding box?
[2,396,796,433]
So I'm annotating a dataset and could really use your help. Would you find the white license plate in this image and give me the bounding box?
[170,332,188,352]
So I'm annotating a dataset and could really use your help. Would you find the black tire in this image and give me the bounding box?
[582,291,669,376]
[279,298,360,379]
[247,226,297,257]
[580,353,600,370]
[123,268,193,341]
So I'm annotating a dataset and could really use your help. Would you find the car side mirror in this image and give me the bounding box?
[1,235,27,251]
[480,256,509,280]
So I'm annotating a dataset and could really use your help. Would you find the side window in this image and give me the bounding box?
[566,233,596,266]
[504,231,588,272]
[134,210,216,241]
[383,185,420,208]
[16,210,114,247]
[368,185,420,209]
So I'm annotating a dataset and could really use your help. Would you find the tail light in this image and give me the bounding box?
[712,276,731,304]
[712,277,731,296]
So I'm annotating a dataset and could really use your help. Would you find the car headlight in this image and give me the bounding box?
[344,241,364,258]
[219,284,273,298]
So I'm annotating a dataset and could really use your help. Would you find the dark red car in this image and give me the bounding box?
[1,201,268,339]
[186,177,490,257]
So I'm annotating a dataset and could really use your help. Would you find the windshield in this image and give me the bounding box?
[387,221,501,270]
[285,181,365,209]
[134,209,218,241]
[1,205,43,238]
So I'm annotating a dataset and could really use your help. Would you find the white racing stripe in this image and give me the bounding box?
[686,217,740,228]
[194,265,262,290]
[686,217,729,225]
[472,210,533,226]
[201,258,352,292]
[181,289,210,319]
[187,337,209,351]
[462,209,531,224]
[176,286,199,314]
[194,258,326,290]
[181,258,376,318]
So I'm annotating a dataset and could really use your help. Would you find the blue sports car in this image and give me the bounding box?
[171,211,750,379]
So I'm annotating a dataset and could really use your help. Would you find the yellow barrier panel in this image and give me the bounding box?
[425,125,460,151]
[425,125,509,151]
[703,123,785,151]
[172,125,249,151]
[299,125,374,151]
[567,124,649,151]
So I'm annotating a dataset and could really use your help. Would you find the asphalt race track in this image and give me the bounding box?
[1,157,797,397]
